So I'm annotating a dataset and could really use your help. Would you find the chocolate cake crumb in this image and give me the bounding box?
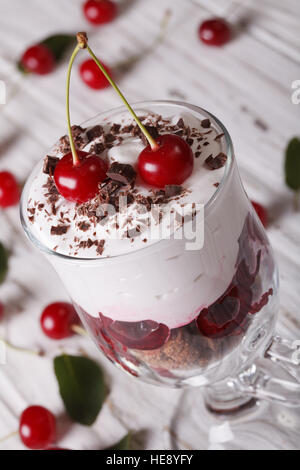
[195,151,201,158]
[86,125,104,141]
[51,225,70,236]
[205,152,227,170]
[107,162,137,186]
[43,156,59,176]
[214,182,220,187]
[201,118,211,128]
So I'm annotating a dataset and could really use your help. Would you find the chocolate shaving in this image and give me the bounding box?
[201,119,211,128]
[205,152,227,170]
[165,185,183,198]
[43,156,59,176]
[86,125,103,141]
[51,225,69,236]
[78,221,91,232]
[106,162,137,186]
[176,118,185,129]
[139,125,159,146]
[90,142,105,155]
[104,133,115,144]
[111,123,121,134]
[96,240,105,255]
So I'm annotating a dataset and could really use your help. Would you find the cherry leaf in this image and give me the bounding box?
[285,137,300,191]
[54,354,106,426]
[105,433,132,450]
[0,242,8,285]
[40,34,75,62]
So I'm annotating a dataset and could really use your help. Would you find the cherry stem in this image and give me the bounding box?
[85,42,159,151]
[0,430,18,443]
[71,324,88,336]
[0,337,43,356]
[66,44,82,166]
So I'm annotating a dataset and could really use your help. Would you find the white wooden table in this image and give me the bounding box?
[0,0,300,450]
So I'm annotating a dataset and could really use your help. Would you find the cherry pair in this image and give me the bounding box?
[54,33,194,204]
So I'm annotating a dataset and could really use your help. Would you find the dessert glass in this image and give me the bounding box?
[21,101,300,414]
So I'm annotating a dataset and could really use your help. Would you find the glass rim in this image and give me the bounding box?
[20,100,235,264]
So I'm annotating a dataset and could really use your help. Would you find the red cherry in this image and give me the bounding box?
[21,44,55,75]
[54,151,108,203]
[0,171,20,207]
[138,134,194,188]
[83,0,118,25]
[251,201,268,228]
[199,18,231,46]
[41,302,79,340]
[80,59,111,90]
[19,406,56,449]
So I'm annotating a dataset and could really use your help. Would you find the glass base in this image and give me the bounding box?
[204,380,257,416]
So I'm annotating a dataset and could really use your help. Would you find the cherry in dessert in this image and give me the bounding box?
[100,313,170,350]
[251,201,268,228]
[197,214,273,339]
[80,58,112,89]
[19,406,56,449]
[138,134,194,188]
[40,302,79,340]
[0,171,20,207]
[199,18,231,46]
[21,44,55,75]
[0,302,4,320]
[54,150,107,203]
[83,0,118,25]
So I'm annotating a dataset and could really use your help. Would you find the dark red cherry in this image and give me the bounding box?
[83,0,118,25]
[0,171,20,207]
[19,406,56,449]
[21,44,55,75]
[0,302,4,320]
[40,302,79,340]
[251,201,268,228]
[138,134,194,188]
[54,151,107,203]
[199,18,231,46]
[100,313,170,350]
[80,58,111,89]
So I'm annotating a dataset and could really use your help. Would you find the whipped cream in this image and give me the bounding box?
[26,111,225,258]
